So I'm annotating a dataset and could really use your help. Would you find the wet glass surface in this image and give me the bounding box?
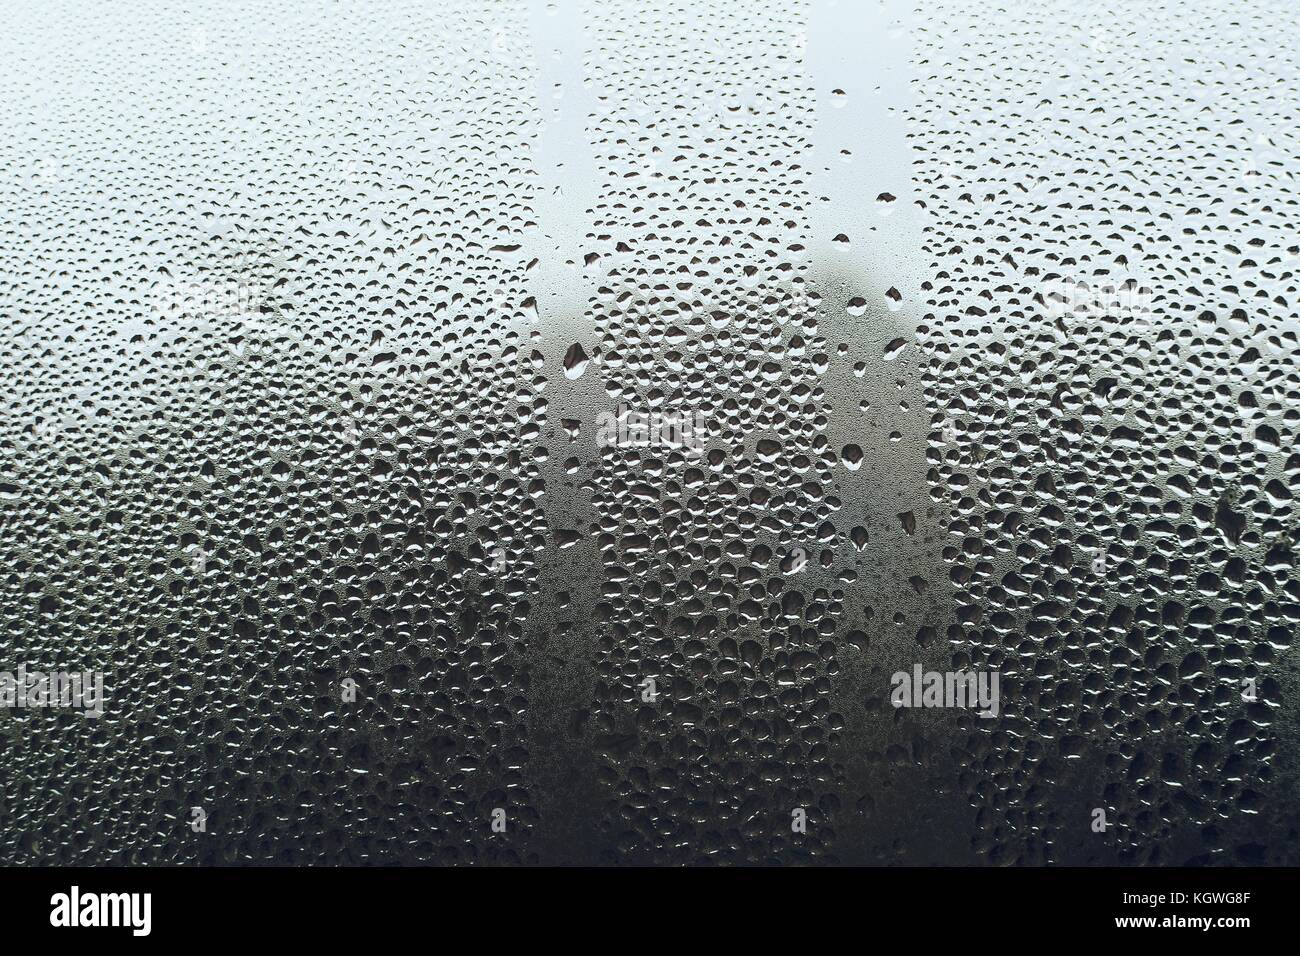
[1,0,1297,865]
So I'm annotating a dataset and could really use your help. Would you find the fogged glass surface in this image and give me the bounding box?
[1,0,1296,865]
